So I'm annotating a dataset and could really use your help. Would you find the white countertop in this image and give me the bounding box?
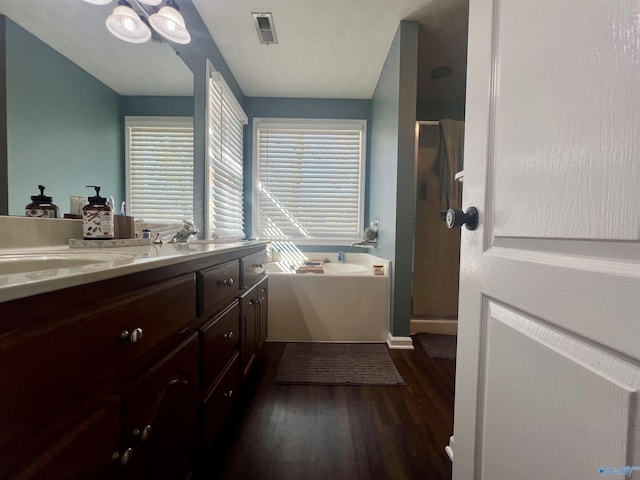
[0,241,267,303]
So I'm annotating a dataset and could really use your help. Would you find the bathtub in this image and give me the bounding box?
[266,253,391,342]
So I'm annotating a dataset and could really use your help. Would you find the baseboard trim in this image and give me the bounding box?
[386,332,414,350]
[411,318,458,335]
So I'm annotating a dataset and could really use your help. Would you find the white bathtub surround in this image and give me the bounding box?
[267,252,391,342]
[410,318,458,335]
[386,332,414,350]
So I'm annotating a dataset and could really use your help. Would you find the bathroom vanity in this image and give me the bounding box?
[0,241,268,479]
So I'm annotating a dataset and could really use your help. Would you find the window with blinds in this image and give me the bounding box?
[206,62,248,239]
[125,116,194,223]
[253,118,366,243]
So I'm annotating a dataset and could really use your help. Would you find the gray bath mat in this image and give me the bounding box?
[275,343,405,386]
[416,333,457,360]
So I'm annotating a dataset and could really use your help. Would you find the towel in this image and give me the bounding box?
[438,119,465,212]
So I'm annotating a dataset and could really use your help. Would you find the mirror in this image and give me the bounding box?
[0,0,194,216]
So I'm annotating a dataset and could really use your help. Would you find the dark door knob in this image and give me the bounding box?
[446,207,479,230]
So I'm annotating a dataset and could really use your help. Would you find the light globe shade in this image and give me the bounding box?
[81,0,112,4]
[106,4,152,43]
[149,4,191,44]
[137,0,162,5]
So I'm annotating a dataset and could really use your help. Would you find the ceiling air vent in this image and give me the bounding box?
[252,12,278,45]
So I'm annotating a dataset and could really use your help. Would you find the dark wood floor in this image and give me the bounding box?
[197,338,455,480]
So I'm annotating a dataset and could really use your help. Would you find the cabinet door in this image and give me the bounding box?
[121,334,199,480]
[257,278,268,349]
[14,396,124,480]
[0,274,195,475]
[200,353,241,451]
[240,288,258,380]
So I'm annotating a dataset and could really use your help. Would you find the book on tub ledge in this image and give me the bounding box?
[295,259,324,274]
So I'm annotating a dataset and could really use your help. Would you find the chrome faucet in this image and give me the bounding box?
[169,220,198,243]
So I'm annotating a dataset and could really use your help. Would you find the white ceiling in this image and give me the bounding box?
[192,0,468,100]
[0,0,468,101]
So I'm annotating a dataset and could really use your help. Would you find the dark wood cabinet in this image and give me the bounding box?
[240,290,259,380]
[196,250,267,454]
[240,277,268,381]
[14,397,123,480]
[1,243,267,479]
[199,301,240,390]
[121,334,199,480]
[240,250,268,290]
[196,260,240,318]
[200,353,241,450]
[257,278,268,349]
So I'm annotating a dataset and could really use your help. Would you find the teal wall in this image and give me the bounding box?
[0,18,7,215]
[369,21,419,337]
[5,18,122,215]
[119,96,194,117]
[243,97,372,240]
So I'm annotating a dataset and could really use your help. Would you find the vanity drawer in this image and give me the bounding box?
[197,260,240,317]
[240,250,268,290]
[200,352,240,450]
[199,300,240,390]
[0,274,196,474]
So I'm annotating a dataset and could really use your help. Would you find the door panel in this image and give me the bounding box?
[453,0,640,478]
[483,246,640,359]
[491,1,640,240]
[480,301,640,479]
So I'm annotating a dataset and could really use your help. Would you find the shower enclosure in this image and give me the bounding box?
[412,121,463,329]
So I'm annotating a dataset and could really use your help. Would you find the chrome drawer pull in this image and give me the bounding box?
[121,328,143,343]
[220,278,234,286]
[255,262,265,269]
[112,447,133,467]
[223,389,233,398]
[223,331,234,340]
[141,424,152,442]
[130,327,143,343]
[132,424,152,442]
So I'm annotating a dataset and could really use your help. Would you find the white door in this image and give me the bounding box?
[453,1,640,479]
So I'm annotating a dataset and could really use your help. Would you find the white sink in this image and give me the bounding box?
[0,252,135,275]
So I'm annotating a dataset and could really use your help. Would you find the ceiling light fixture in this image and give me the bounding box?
[106,0,152,43]
[83,0,191,45]
[149,1,191,44]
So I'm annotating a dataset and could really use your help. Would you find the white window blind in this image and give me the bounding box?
[125,116,194,223]
[253,118,366,243]
[206,62,247,239]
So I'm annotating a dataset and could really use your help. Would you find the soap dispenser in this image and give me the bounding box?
[25,185,59,218]
[83,185,114,239]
